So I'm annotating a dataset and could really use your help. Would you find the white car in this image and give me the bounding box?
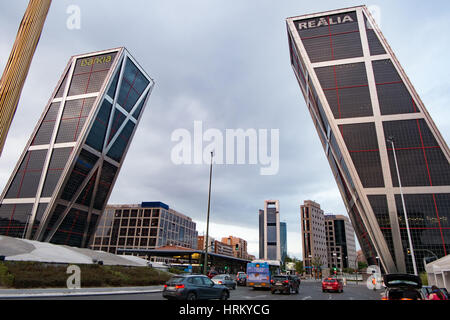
[211,274,237,290]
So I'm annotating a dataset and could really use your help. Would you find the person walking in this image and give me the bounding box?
[427,285,447,300]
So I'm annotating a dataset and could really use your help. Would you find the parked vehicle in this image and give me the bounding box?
[421,286,449,300]
[212,274,237,290]
[322,277,344,293]
[206,270,218,279]
[270,275,299,294]
[163,275,229,300]
[236,273,247,286]
[382,274,424,300]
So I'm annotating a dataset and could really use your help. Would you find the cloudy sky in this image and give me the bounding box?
[0,0,449,259]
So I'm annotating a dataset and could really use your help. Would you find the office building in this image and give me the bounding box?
[301,200,328,270]
[221,235,249,260]
[280,222,288,263]
[287,6,450,273]
[197,235,215,252]
[213,240,234,257]
[0,48,155,248]
[90,202,198,254]
[259,200,281,261]
[325,214,357,270]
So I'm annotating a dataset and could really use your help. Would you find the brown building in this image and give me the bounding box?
[357,250,367,264]
[221,236,249,259]
[214,240,234,257]
[197,235,233,257]
[301,200,328,271]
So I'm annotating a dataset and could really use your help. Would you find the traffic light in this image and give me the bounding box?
[224,266,228,271]
[407,248,411,255]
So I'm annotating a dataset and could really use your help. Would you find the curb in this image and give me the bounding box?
[0,288,163,299]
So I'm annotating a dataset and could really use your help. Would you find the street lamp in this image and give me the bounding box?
[203,152,214,275]
[386,136,418,275]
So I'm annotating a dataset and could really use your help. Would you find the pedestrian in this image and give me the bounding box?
[372,276,377,291]
[427,286,447,300]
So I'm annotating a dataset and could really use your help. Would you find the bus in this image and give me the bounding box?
[246,260,281,289]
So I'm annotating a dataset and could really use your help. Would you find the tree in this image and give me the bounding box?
[358,261,368,271]
[295,260,304,274]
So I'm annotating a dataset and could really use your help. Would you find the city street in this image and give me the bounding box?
[9,280,382,300]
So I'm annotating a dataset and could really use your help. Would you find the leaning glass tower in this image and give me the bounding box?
[0,47,155,248]
[287,6,450,273]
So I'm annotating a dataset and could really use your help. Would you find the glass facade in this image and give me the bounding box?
[89,203,198,254]
[259,200,281,261]
[287,6,450,273]
[0,48,155,248]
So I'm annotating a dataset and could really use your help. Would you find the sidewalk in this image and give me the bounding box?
[0,285,164,299]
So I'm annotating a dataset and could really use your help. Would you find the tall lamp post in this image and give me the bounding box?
[387,136,418,275]
[203,152,214,275]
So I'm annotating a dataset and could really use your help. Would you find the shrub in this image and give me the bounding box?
[0,263,14,287]
[1,261,172,288]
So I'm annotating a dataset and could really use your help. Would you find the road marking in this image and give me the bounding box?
[302,296,312,300]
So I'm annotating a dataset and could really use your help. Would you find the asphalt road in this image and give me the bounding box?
[12,280,382,300]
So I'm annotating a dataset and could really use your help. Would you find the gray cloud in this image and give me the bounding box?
[0,0,449,257]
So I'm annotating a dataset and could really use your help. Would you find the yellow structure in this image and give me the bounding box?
[0,0,52,156]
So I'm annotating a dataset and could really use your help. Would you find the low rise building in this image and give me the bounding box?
[89,202,198,255]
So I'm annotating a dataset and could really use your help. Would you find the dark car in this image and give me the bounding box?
[237,273,247,286]
[322,278,344,293]
[163,275,229,300]
[270,275,299,294]
[382,274,424,300]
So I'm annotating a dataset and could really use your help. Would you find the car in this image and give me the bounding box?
[382,274,424,300]
[421,286,449,300]
[291,275,301,287]
[163,274,230,300]
[206,270,218,279]
[270,275,299,294]
[211,274,237,290]
[236,273,247,286]
[322,277,344,293]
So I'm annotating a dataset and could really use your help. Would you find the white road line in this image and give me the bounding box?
[302,296,312,300]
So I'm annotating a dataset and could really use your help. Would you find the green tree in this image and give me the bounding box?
[358,261,368,270]
[295,260,304,274]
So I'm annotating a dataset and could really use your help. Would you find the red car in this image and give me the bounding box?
[207,270,218,279]
[322,278,344,293]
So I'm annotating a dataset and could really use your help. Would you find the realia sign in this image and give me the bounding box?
[297,14,355,30]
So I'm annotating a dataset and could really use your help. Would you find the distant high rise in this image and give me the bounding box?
[259,200,281,261]
[325,214,357,270]
[0,48,155,248]
[280,222,287,263]
[301,200,328,271]
[287,6,450,273]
